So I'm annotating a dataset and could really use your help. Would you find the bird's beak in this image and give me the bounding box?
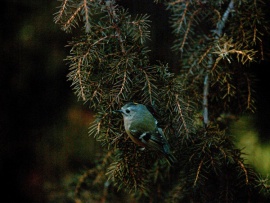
[113,109,127,116]
[113,109,123,114]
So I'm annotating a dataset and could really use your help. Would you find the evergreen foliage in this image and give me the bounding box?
[55,0,270,202]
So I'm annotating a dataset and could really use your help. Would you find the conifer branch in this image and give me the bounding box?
[129,15,151,44]
[180,8,202,52]
[109,68,128,107]
[175,1,189,34]
[203,73,209,126]
[237,159,249,184]
[63,3,83,32]
[198,45,213,65]
[54,0,270,201]
[105,0,126,55]
[215,0,234,37]
[82,0,91,33]
[175,94,189,135]
[54,0,68,23]
[194,158,204,187]
[246,74,252,111]
[203,0,234,126]
[76,58,86,101]
[142,69,154,105]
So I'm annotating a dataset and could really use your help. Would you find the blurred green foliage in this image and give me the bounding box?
[232,116,270,176]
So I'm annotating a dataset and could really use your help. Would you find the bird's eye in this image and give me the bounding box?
[126,109,130,113]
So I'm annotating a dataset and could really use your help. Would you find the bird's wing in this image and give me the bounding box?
[130,128,169,154]
[149,128,171,154]
[129,129,151,146]
[130,127,177,165]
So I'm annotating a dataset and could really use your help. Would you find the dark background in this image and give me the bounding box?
[1,0,269,202]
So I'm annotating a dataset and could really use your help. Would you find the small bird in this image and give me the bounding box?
[115,102,177,165]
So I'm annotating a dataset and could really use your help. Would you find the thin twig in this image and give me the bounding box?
[54,0,68,23]
[180,8,202,51]
[76,58,86,101]
[215,0,234,37]
[176,2,189,34]
[194,158,204,187]
[83,0,91,33]
[105,0,126,55]
[176,94,189,134]
[203,0,234,127]
[63,3,83,31]
[203,73,209,127]
[237,160,249,184]
[142,69,153,105]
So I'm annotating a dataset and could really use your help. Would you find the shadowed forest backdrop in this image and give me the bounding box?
[1,0,270,202]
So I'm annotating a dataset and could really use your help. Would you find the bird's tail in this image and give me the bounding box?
[165,153,177,166]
